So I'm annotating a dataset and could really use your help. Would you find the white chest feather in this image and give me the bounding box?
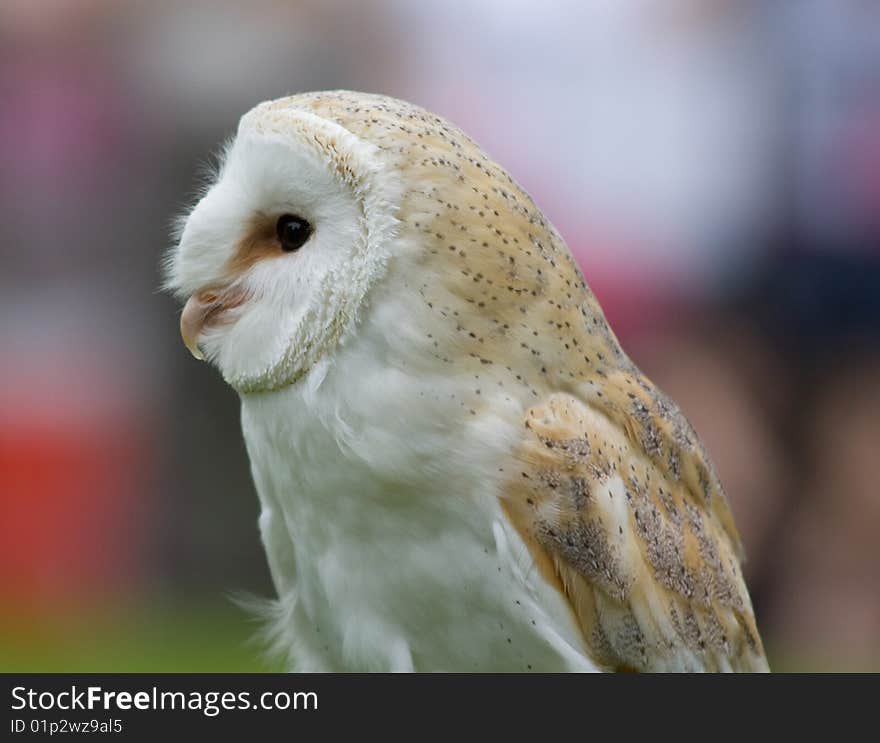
[238,317,598,672]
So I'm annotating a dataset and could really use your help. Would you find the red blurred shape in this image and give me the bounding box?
[0,352,151,611]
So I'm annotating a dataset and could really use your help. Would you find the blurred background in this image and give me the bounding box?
[1,0,878,672]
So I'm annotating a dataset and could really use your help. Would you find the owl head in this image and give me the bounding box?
[164,93,406,393]
[166,90,599,399]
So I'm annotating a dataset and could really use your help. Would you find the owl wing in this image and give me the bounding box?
[501,379,769,672]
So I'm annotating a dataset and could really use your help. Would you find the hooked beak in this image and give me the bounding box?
[179,286,247,360]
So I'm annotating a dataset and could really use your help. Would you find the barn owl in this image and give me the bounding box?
[165,91,768,672]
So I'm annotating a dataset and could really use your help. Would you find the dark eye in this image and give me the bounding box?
[276,214,312,252]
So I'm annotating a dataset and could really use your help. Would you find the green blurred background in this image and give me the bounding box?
[2,0,879,672]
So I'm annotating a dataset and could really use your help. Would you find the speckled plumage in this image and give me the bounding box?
[167,91,768,672]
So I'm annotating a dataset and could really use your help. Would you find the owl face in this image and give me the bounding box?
[165,104,401,392]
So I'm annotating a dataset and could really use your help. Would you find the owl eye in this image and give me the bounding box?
[276,214,312,252]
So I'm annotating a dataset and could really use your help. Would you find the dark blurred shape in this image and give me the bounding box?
[765,357,880,669]
[745,252,880,358]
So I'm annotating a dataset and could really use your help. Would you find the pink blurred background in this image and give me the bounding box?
[2,0,879,671]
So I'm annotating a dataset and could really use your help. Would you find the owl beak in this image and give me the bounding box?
[180,293,214,360]
[180,286,247,360]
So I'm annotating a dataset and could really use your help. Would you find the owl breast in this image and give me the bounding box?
[238,303,599,672]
